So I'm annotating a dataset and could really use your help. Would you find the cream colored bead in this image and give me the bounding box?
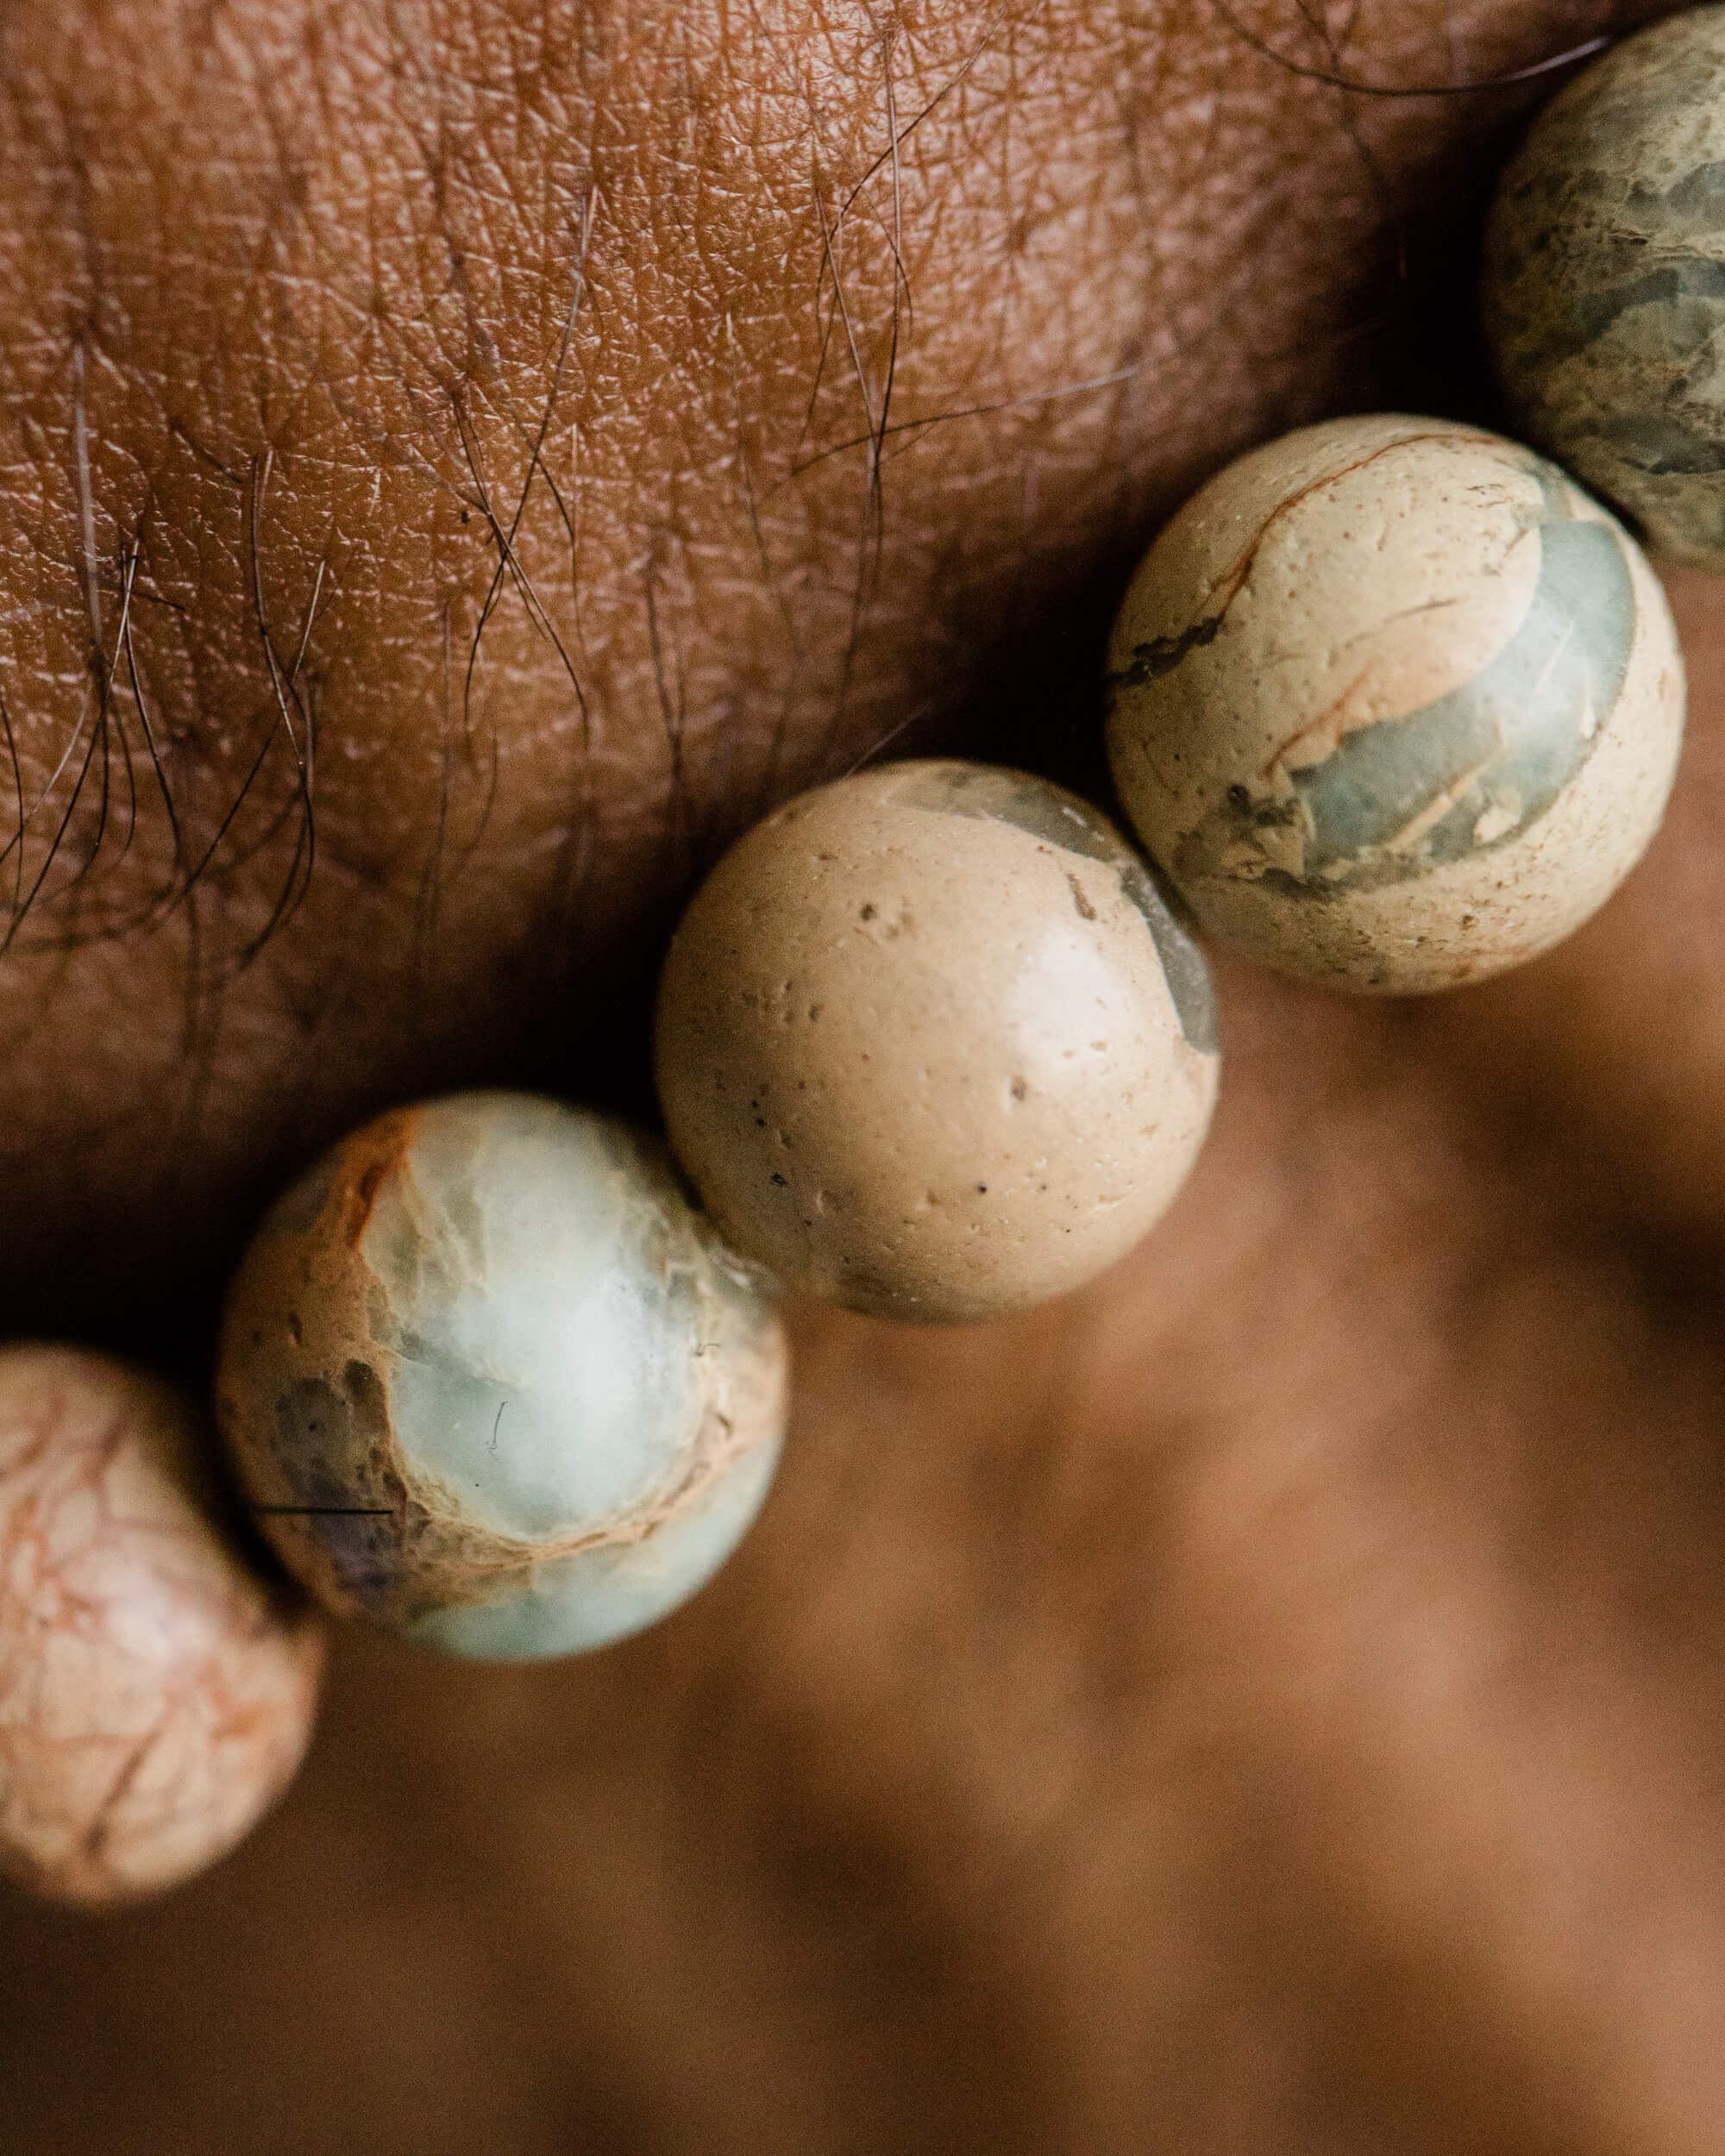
[1484,9,1725,570]
[654,761,1219,1325]
[1105,414,1684,993]
[0,1347,323,1906]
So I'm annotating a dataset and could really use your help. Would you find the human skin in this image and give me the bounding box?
[6,1,1725,2152]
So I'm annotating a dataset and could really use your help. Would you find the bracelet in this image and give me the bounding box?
[2,5,1716,1908]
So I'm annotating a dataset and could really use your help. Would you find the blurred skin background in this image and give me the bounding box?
[5,0,1725,2148]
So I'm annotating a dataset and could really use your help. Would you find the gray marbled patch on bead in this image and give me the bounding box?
[1182,470,1636,895]
[1599,404,1725,479]
[1558,256,1725,382]
[894,763,1220,1053]
[264,1374,404,1609]
[1488,124,1725,556]
[1524,250,1725,491]
[1628,155,1725,235]
[1491,141,1725,360]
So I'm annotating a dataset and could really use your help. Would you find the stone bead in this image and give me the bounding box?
[1105,415,1684,993]
[654,760,1219,1325]
[216,1093,787,1660]
[0,1347,323,1907]
[1484,9,1725,571]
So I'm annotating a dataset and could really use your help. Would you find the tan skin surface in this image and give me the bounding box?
[3,1,1723,2150]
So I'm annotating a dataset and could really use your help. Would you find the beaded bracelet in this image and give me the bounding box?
[3,5,1718,1908]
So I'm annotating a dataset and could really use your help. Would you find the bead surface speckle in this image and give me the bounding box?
[0,1347,323,1907]
[1106,415,1684,993]
[655,760,1219,1325]
[216,1093,787,1659]
[1484,9,1725,570]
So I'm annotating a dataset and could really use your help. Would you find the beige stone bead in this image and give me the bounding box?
[216,1094,787,1660]
[654,761,1219,1325]
[1484,9,1725,571]
[0,1346,323,1907]
[1105,414,1684,993]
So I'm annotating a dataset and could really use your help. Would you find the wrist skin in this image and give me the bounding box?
[8,4,1725,2153]
[0,0,1632,1346]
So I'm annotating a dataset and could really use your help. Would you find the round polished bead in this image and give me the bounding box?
[1106,415,1684,993]
[0,1346,323,1906]
[1484,9,1725,570]
[655,760,1219,1325]
[216,1093,787,1660]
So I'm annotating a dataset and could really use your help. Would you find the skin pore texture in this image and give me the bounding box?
[12,0,1725,2151]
